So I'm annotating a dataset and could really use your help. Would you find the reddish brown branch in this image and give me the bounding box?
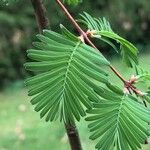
[56,0,148,145]
[109,65,126,83]
[56,0,97,50]
[56,0,144,97]
[56,0,126,83]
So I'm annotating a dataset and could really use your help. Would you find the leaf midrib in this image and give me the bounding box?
[114,96,125,140]
[61,42,81,101]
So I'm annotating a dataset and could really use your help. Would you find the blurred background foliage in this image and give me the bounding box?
[0,0,149,88]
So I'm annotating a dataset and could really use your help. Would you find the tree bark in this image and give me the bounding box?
[65,121,82,150]
[31,0,49,33]
[30,1,83,149]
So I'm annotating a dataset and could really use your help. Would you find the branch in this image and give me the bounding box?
[56,0,98,50]
[109,65,126,83]
[56,0,149,146]
[30,1,82,149]
[56,0,126,82]
[56,0,145,97]
[65,121,83,150]
[31,0,50,33]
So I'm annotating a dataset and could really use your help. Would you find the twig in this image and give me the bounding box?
[109,65,126,83]
[56,0,149,145]
[56,0,144,96]
[56,0,98,50]
[31,0,50,33]
[56,0,126,83]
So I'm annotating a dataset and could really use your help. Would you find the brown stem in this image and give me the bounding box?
[109,65,126,83]
[31,0,50,33]
[31,1,82,149]
[65,121,82,150]
[56,0,97,50]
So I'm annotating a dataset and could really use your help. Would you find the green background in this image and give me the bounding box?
[0,0,150,149]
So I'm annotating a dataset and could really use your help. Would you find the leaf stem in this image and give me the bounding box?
[109,65,126,83]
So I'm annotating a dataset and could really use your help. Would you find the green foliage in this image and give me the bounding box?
[0,0,18,5]
[24,29,110,123]
[135,66,150,84]
[60,24,79,42]
[1,72,150,150]
[143,94,150,103]
[0,0,35,88]
[86,85,150,150]
[63,0,82,5]
[80,12,138,67]
[24,27,150,149]
[0,0,149,87]
[1,0,149,149]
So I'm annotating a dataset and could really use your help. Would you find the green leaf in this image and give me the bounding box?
[143,95,150,103]
[80,12,139,67]
[135,67,150,83]
[63,0,82,5]
[60,24,79,42]
[0,0,18,5]
[86,87,150,150]
[25,29,110,123]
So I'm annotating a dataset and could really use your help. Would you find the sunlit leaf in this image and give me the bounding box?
[80,12,139,67]
[86,86,150,150]
[63,0,82,5]
[24,29,109,123]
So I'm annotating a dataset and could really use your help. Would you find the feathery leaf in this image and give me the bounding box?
[86,86,150,150]
[80,12,139,67]
[25,29,110,123]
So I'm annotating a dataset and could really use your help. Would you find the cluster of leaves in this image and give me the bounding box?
[1,0,149,88]
[86,84,150,150]
[63,0,82,5]
[0,0,18,5]
[135,66,150,84]
[25,27,109,123]
[25,14,150,150]
[134,66,150,103]
[80,12,138,67]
